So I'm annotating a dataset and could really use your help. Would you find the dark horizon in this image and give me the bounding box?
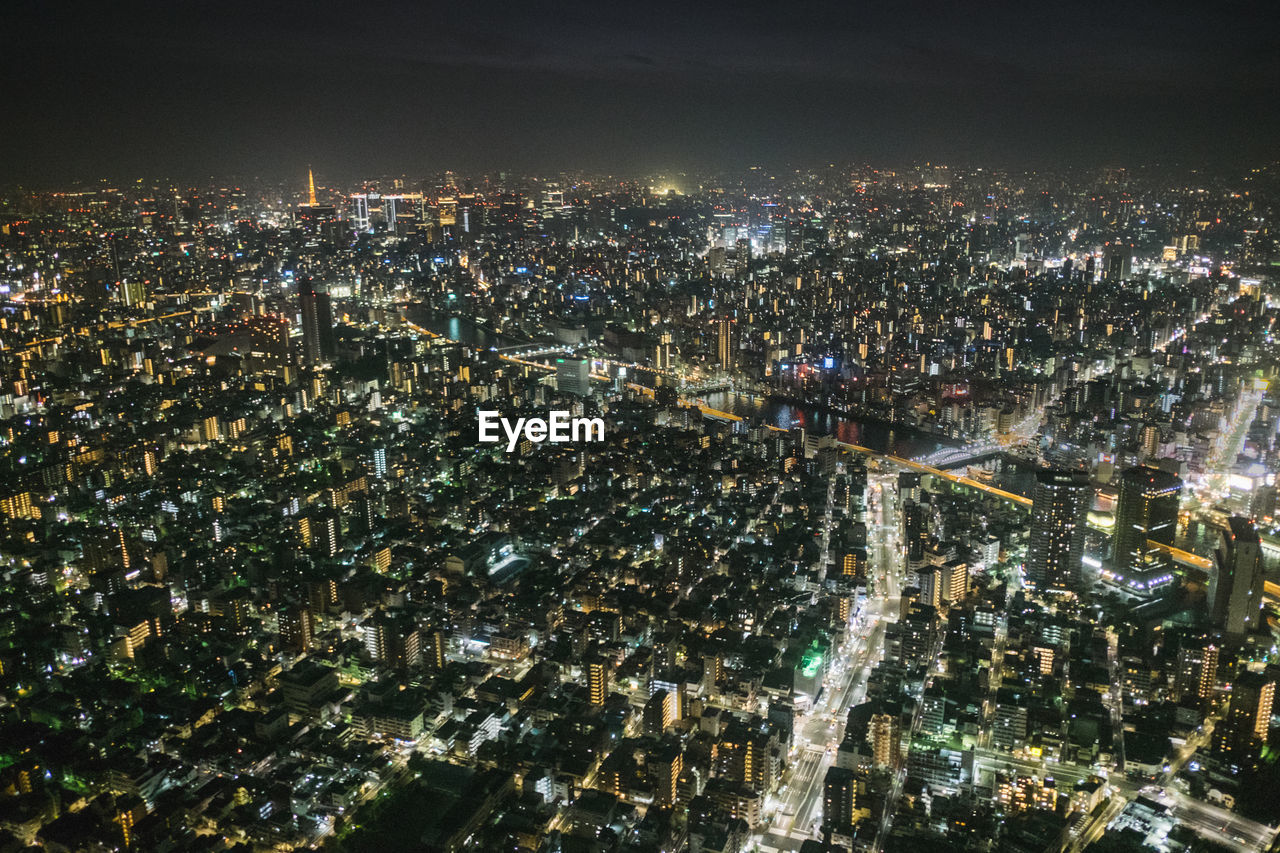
[5,0,1279,184]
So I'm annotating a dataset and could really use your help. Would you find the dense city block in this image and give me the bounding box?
[1,163,1280,853]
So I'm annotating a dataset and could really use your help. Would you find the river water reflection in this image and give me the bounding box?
[411,314,1035,494]
[701,391,1039,498]
[701,391,953,459]
[410,311,526,350]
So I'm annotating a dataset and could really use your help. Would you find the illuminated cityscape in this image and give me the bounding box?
[2,3,1280,853]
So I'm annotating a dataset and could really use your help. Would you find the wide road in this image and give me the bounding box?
[1063,718,1278,853]
[756,470,902,852]
[1163,790,1277,852]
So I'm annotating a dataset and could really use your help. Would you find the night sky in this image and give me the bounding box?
[5,0,1278,183]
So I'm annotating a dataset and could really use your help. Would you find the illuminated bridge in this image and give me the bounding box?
[688,400,1229,578]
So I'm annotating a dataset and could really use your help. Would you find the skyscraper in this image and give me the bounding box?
[1211,516,1266,637]
[1026,469,1091,590]
[902,499,927,566]
[555,357,591,396]
[299,281,336,365]
[734,237,751,277]
[1114,466,1182,575]
[716,317,735,371]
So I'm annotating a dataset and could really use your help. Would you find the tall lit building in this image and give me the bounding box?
[587,656,608,706]
[734,237,751,277]
[1215,671,1275,758]
[942,560,969,603]
[919,561,968,609]
[1175,640,1218,706]
[299,281,336,365]
[1232,673,1275,742]
[84,526,130,573]
[644,689,678,734]
[1102,241,1132,281]
[243,315,293,374]
[716,317,736,371]
[119,278,147,307]
[111,796,147,850]
[278,606,314,653]
[702,652,723,694]
[310,511,341,557]
[363,612,421,668]
[0,491,37,521]
[1140,423,1160,459]
[654,330,673,370]
[840,550,865,579]
[1026,469,1090,590]
[902,499,927,565]
[555,357,591,396]
[918,566,941,609]
[651,743,682,806]
[1211,517,1266,637]
[423,626,446,670]
[1114,466,1182,574]
[869,712,900,768]
[822,765,858,838]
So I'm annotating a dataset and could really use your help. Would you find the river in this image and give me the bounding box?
[701,391,1039,497]
[409,310,527,350]
[412,312,1035,494]
[701,390,953,459]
